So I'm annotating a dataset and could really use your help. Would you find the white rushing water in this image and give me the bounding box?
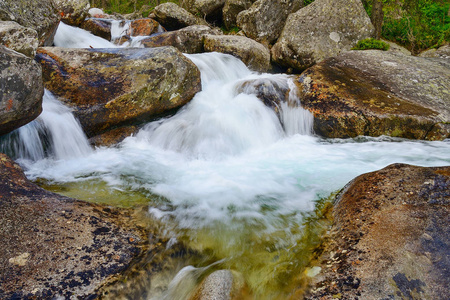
[0,90,92,163]
[13,53,450,232]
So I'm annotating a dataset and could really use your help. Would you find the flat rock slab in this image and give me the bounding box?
[306,164,450,299]
[296,50,450,140]
[0,154,148,299]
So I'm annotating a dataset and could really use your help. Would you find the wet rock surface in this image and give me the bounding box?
[0,154,148,299]
[35,46,201,138]
[306,164,450,300]
[80,18,113,41]
[0,0,60,46]
[0,46,43,136]
[272,0,374,71]
[295,50,450,140]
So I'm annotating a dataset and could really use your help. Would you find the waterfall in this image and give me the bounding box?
[0,90,92,162]
[135,52,314,159]
[54,21,118,48]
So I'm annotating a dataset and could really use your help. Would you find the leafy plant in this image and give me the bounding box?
[352,38,390,50]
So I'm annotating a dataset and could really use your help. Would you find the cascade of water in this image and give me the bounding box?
[54,22,117,48]
[0,90,92,162]
[135,53,314,159]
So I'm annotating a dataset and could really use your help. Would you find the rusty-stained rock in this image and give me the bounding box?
[140,25,220,54]
[35,46,201,138]
[0,46,43,136]
[0,153,149,299]
[295,50,450,140]
[0,0,60,46]
[306,164,450,300]
[129,18,164,36]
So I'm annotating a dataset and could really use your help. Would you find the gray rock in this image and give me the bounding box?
[35,46,201,138]
[182,0,226,23]
[0,153,148,299]
[153,2,209,31]
[306,164,450,300]
[0,46,43,136]
[140,25,220,54]
[0,21,38,57]
[237,0,303,45]
[0,0,60,46]
[53,0,90,26]
[272,0,374,71]
[222,0,253,30]
[204,34,271,72]
[419,44,450,59]
[295,50,450,140]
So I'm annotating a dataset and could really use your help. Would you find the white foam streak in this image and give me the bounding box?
[54,22,117,48]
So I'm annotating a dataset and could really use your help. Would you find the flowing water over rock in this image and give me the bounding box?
[2,24,450,299]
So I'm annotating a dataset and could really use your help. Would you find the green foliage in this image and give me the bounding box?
[220,26,240,35]
[364,0,450,54]
[89,0,179,15]
[304,0,316,5]
[352,38,390,50]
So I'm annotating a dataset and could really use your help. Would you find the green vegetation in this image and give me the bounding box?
[89,0,179,15]
[352,38,390,50]
[363,0,450,54]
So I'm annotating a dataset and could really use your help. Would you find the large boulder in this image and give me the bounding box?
[0,46,43,136]
[419,44,450,59]
[0,153,148,299]
[236,0,303,45]
[306,164,450,299]
[0,0,60,46]
[152,2,209,31]
[222,0,253,30]
[272,0,374,71]
[0,21,38,57]
[203,34,271,72]
[295,50,450,140]
[140,25,220,53]
[53,0,90,26]
[182,0,226,23]
[129,18,164,36]
[35,46,201,138]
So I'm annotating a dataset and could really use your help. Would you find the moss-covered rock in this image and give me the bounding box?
[53,0,90,26]
[0,46,43,136]
[0,21,38,57]
[295,50,450,140]
[306,164,450,299]
[0,0,60,46]
[35,46,201,138]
